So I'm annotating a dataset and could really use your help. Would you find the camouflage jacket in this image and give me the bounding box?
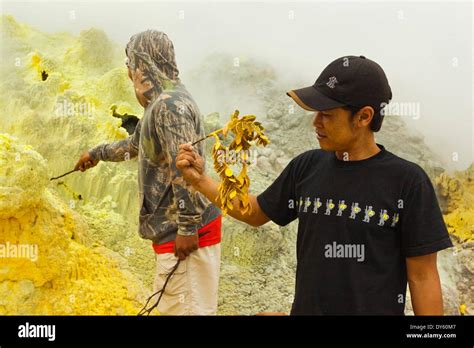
[90,83,220,244]
[89,30,220,245]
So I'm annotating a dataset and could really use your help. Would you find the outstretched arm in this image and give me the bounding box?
[75,119,141,171]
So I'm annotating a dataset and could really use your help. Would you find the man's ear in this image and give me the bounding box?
[356,106,375,128]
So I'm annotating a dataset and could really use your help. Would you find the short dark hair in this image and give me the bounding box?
[343,105,384,132]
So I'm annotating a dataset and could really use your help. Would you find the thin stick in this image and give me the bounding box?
[137,260,181,316]
[191,134,212,146]
[50,169,78,181]
[191,129,223,146]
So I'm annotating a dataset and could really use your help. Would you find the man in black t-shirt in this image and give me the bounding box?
[176,55,453,315]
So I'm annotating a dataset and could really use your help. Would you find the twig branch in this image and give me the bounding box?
[191,129,223,146]
[50,169,78,181]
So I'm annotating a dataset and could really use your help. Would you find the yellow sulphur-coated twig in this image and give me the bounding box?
[195,110,270,216]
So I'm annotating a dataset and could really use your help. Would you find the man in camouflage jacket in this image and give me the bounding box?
[75,30,221,315]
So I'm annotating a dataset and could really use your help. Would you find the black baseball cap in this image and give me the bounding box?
[287,55,392,113]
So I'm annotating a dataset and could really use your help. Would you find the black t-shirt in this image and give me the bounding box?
[257,144,453,315]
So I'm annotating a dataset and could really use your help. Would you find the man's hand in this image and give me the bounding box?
[177,143,270,228]
[174,233,199,260]
[176,143,205,187]
[74,151,99,172]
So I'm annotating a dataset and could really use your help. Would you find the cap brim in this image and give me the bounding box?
[287,86,346,111]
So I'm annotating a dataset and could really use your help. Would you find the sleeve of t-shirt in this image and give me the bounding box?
[400,175,453,257]
[257,158,298,227]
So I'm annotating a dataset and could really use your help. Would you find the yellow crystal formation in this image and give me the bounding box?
[435,165,474,243]
[0,134,148,315]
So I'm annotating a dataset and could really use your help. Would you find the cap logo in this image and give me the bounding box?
[326,76,338,89]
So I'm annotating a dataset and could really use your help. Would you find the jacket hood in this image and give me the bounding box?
[125,30,180,102]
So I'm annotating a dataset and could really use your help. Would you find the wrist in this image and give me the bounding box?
[177,226,197,237]
[88,148,100,162]
[194,174,211,192]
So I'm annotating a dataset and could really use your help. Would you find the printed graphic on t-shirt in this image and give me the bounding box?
[290,195,401,228]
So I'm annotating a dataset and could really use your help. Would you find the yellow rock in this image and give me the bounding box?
[0,134,148,315]
[435,165,474,242]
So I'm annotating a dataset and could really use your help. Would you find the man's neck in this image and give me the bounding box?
[144,89,161,107]
[144,79,179,107]
[334,136,381,161]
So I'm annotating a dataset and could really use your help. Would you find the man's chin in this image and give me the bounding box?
[317,140,334,152]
